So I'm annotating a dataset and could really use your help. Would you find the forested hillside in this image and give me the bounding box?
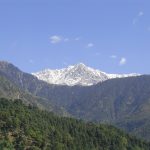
[0,98,149,150]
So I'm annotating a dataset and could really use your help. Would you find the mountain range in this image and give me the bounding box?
[0,61,150,140]
[32,63,140,86]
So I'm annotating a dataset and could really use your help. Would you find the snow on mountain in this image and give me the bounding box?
[32,63,140,86]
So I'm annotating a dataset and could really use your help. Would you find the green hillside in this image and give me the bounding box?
[0,98,149,150]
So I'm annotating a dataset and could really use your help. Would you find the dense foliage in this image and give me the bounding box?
[0,98,149,150]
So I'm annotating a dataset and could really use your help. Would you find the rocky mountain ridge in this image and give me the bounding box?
[33,63,140,86]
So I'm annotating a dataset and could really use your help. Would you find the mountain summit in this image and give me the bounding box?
[32,63,140,86]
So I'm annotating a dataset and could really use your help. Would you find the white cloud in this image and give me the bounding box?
[138,11,144,17]
[110,55,117,59]
[119,57,126,65]
[87,43,94,48]
[50,35,71,44]
[50,35,62,44]
[133,11,144,25]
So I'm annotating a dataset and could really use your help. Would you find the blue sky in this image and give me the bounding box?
[0,0,150,74]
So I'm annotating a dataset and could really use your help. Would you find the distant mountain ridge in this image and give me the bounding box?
[32,63,140,86]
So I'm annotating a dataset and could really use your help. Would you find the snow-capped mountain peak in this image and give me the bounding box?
[32,63,140,86]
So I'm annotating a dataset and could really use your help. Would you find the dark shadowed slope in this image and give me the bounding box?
[0,61,68,116]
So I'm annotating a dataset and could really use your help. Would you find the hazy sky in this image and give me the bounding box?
[0,0,150,74]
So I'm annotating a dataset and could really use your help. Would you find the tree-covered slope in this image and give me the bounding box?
[0,98,149,150]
